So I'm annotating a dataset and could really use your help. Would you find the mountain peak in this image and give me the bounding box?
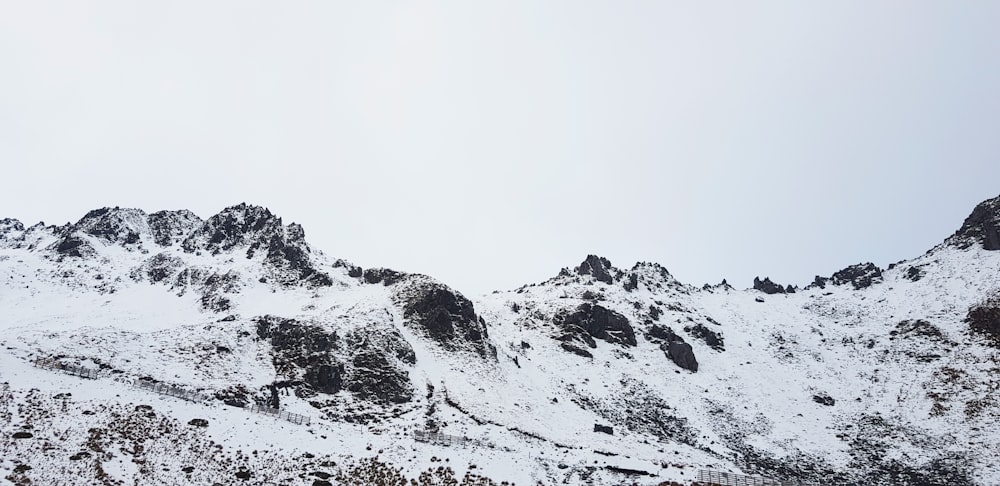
[575,254,619,283]
[181,203,283,254]
[948,195,1000,250]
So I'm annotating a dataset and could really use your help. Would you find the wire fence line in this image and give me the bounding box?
[32,358,99,379]
[247,404,311,425]
[696,469,819,486]
[413,430,476,448]
[29,357,313,427]
[132,380,210,403]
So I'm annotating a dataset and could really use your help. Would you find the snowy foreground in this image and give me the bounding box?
[2,200,1000,485]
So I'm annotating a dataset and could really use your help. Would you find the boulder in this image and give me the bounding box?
[556,303,636,347]
[812,394,835,406]
[664,341,698,372]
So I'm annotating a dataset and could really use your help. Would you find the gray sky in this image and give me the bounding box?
[2,2,999,296]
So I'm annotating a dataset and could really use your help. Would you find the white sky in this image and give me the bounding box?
[2,2,999,296]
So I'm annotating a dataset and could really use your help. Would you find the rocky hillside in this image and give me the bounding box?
[2,197,1000,485]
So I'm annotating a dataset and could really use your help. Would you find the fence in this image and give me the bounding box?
[248,404,311,425]
[413,430,471,448]
[696,470,818,486]
[32,358,99,379]
[132,380,210,403]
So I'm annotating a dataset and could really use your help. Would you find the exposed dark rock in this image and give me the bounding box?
[605,466,653,476]
[831,263,883,290]
[623,274,638,292]
[684,323,725,351]
[785,285,796,294]
[645,324,679,343]
[0,219,27,250]
[54,236,93,258]
[575,255,617,284]
[362,267,406,286]
[344,350,412,404]
[890,320,944,340]
[967,295,1000,344]
[215,385,251,408]
[182,203,331,287]
[904,266,926,282]
[812,394,835,406]
[648,324,696,373]
[66,207,147,247]
[807,276,830,290]
[947,195,1000,250]
[664,341,698,372]
[188,418,209,427]
[200,271,241,312]
[593,424,614,435]
[12,431,32,439]
[648,305,662,322]
[147,210,203,246]
[753,277,787,295]
[560,342,593,358]
[256,316,343,394]
[395,277,494,358]
[133,253,185,284]
[556,303,636,348]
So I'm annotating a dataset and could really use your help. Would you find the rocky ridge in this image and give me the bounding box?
[2,196,1000,485]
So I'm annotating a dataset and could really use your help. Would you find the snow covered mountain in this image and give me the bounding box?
[2,197,1000,485]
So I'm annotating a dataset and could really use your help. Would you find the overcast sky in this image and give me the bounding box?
[2,2,999,296]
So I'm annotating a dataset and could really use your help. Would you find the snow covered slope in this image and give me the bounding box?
[2,198,1000,485]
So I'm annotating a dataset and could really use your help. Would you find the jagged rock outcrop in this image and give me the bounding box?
[0,218,24,237]
[67,207,149,245]
[831,263,883,290]
[575,255,619,284]
[753,277,786,295]
[48,207,149,257]
[948,195,1000,250]
[555,303,637,349]
[182,204,332,287]
[394,276,495,358]
[626,262,677,292]
[702,279,732,292]
[147,210,203,246]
